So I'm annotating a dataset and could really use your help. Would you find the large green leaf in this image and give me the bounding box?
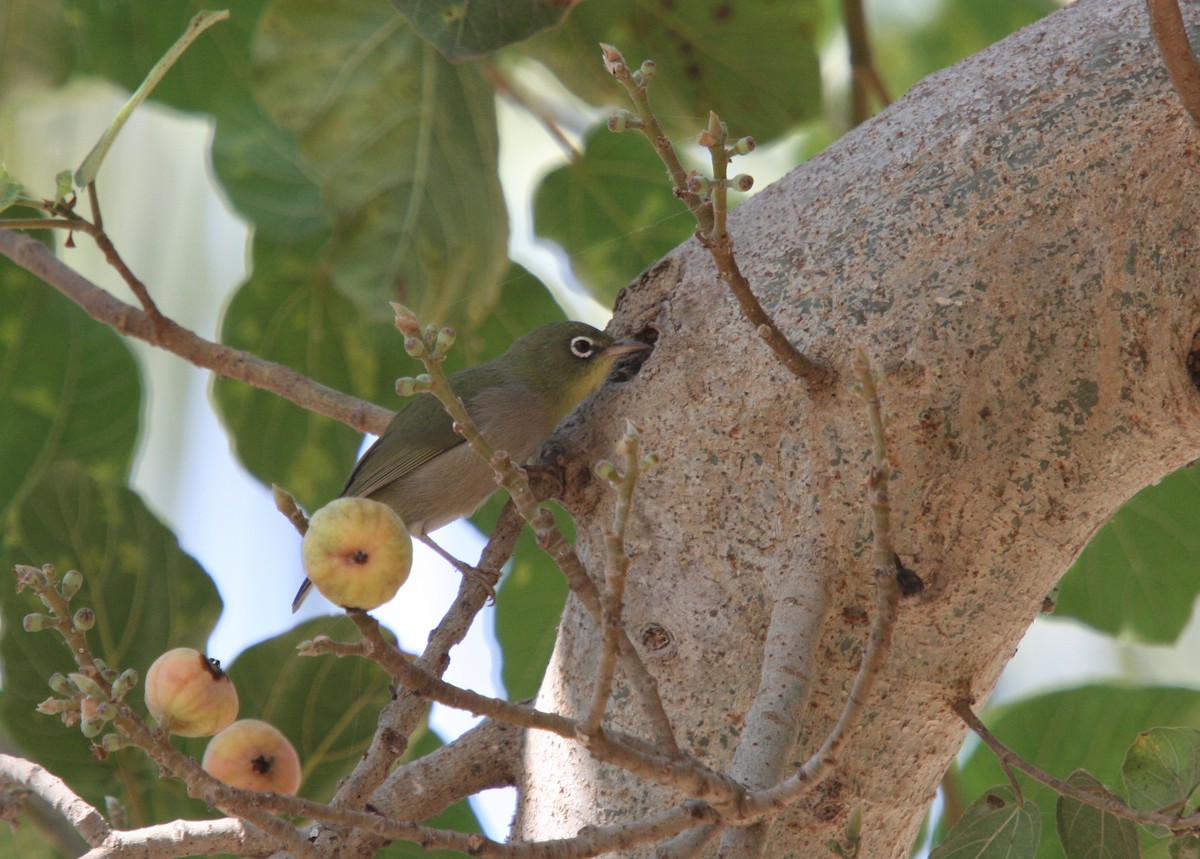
[931,784,1040,859]
[253,0,510,328]
[213,232,396,511]
[1122,727,1200,817]
[439,263,568,375]
[391,0,572,61]
[527,0,823,143]
[0,261,140,520]
[472,494,572,702]
[0,0,73,100]
[533,125,696,303]
[952,686,1200,859]
[0,463,221,823]
[1055,770,1140,859]
[1055,465,1200,645]
[221,617,397,802]
[52,0,325,238]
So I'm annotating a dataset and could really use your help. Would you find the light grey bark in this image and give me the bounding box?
[515,0,1200,854]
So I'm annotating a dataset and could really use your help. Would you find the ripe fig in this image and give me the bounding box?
[202,719,301,794]
[302,497,412,610]
[144,647,238,737]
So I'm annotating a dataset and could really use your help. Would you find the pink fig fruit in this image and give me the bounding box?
[144,647,238,737]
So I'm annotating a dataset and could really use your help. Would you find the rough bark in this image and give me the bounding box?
[515,0,1200,854]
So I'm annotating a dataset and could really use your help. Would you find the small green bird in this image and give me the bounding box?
[292,320,650,611]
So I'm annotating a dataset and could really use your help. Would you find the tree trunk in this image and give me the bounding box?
[514,0,1200,854]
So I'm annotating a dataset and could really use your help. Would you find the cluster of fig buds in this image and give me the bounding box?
[41,660,138,752]
[392,302,453,396]
[17,564,139,752]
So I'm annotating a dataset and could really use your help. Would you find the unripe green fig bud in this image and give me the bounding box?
[101,733,128,753]
[49,673,71,694]
[73,607,95,631]
[144,648,239,737]
[60,569,84,599]
[390,303,421,336]
[111,668,139,700]
[69,672,105,699]
[203,719,302,795]
[23,613,51,632]
[301,497,413,611]
[436,327,456,353]
[731,136,756,155]
[80,717,104,738]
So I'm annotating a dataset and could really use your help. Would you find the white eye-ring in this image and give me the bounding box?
[570,336,597,358]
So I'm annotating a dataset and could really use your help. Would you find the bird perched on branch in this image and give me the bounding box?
[292,320,650,611]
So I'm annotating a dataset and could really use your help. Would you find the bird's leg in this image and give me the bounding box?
[418,534,499,602]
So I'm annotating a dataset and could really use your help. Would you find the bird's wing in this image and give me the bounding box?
[339,391,465,499]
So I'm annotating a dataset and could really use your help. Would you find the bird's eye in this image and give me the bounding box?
[570,336,597,359]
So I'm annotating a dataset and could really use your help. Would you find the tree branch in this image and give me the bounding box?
[0,754,109,847]
[1147,0,1200,126]
[0,229,392,436]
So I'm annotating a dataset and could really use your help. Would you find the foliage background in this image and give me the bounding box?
[3,1,1200,856]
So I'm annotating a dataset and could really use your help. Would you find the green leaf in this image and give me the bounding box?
[392,0,572,60]
[1169,834,1200,859]
[956,686,1200,859]
[0,164,31,214]
[0,263,140,519]
[533,125,695,304]
[58,1,326,239]
[0,0,73,101]
[438,264,568,376]
[213,232,395,511]
[931,784,1040,858]
[253,0,510,328]
[495,526,569,701]
[0,463,220,822]
[1055,770,1140,859]
[220,617,397,802]
[473,493,572,701]
[1055,465,1200,644]
[1122,727,1200,815]
[527,0,823,143]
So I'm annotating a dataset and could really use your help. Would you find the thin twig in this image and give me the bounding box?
[1147,0,1200,127]
[483,61,582,161]
[81,181,163,320]
[0,229,392,435]
[339,612,742,804]
[600,45,832,388]
[582,422,644,736]
[842,0,893,126]
[953,699,1200,830]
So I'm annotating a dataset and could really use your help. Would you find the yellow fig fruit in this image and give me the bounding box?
[144,647,238,737]
[202,719,301,794]
[301,497,412,610]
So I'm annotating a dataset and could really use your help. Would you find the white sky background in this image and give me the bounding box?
[5,28,1200,844]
